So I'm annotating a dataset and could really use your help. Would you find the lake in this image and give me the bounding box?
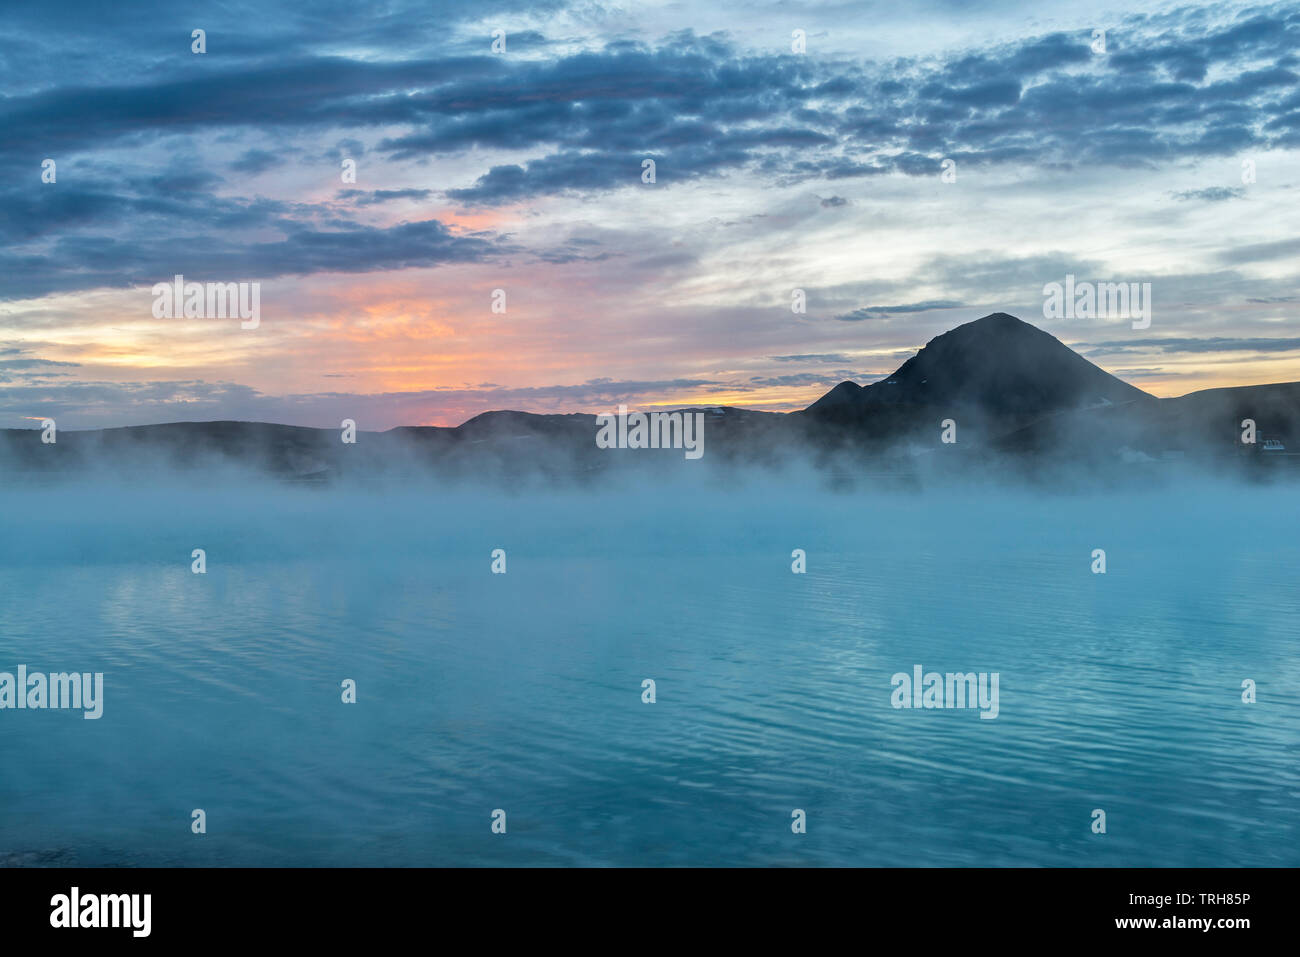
[1,475,1296,866]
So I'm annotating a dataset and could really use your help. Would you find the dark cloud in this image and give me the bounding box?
[4,5,1299,295]
[0,352,82,385]
[746,371,873,387]
[1169,186,1246,201]
[1216,237,1300,265]
[229,149,282,175]
[0,216,506,299]
[1085,337,1300,356]
[834,300,965,321]
[6,10,1296,189]
[338,188,435,206]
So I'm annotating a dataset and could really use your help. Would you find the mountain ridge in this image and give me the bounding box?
[3,313,1296,480]
[804,312,1152,418]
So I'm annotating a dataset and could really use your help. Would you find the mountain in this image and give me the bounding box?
[0,405,792,482]
[2,312,1296,481]
[998,380,1300,463]
[802,313,1152,437]
[798,313,1300,466]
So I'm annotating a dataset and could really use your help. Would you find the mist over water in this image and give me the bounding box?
[1,473,1297,866]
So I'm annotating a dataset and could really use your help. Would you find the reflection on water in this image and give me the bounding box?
[1,479,1297,866]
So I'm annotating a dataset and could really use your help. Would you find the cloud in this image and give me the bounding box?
[0,373,737,430]
[6,8,1297,209]
[229,149,282,175]
[834,300,965,321]
[3,1,1298,425]
[338,188,435,206]
[1084,337,1300,356]
[0,214,507,299]
[0,352,82,384]
[1169,186,1245,201]
[1216,237,1300,265]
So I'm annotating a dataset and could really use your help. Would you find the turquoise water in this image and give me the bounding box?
[1,478,1297,866]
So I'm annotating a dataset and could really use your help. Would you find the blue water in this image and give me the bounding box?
[1,477,1297,866]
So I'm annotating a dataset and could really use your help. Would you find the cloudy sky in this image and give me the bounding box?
[2,0,1297,429]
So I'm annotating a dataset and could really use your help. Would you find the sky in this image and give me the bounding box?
[1,0,1298,430]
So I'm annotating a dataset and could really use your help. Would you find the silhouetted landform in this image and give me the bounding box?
[802,313,1149,444]
[3,313,1297,485]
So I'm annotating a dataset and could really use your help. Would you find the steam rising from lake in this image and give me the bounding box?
[1,473,1296,865]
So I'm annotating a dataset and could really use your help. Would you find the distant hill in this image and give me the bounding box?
[801,313,1153,445]
[2,313,1296,482]
[998,381,1300,463]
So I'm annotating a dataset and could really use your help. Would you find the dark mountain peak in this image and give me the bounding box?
[805,380,863,413]
[912,312,1060,356]
[804,312,1152,430]
[456,409,595,442]
[956,311,1026,328]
